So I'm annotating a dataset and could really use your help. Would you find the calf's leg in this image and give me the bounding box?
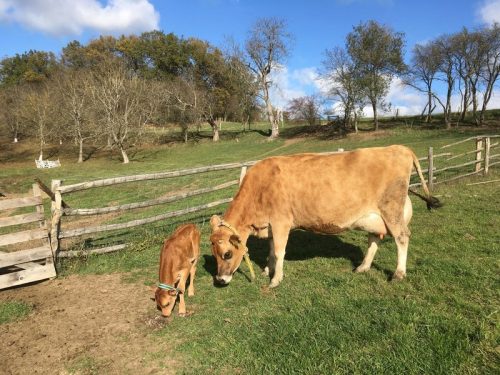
[187,260,197,297]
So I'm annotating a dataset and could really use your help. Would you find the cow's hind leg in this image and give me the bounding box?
[355,234,381,273]
[268,225,290,288]
[187,260,197,297]
[379,181,411,280]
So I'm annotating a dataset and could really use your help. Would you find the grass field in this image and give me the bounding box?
[1,120,499,374]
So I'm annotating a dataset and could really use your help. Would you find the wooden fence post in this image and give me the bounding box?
[475,138,484,172]
[484,137,490,175]
[50,180,62,255]
[428,147,434,192]
[239,166,248,186]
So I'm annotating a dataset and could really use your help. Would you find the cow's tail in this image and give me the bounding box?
[409,152,442,210]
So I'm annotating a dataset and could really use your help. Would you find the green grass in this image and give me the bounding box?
[1,120,499,374]
[0,301,33,324]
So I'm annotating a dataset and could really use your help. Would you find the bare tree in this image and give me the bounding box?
[432,35,456,129]
[404,42,442,123]
[286,95,322,125]
[245,17,293,139]
[0,85,25,142]
[321,47,365,132]
[22,83,56,160]
[89,59,151,164]
[478,24,500,125]
[55,70,98,162]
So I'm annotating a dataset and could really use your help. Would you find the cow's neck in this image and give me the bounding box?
[224,209,251,244]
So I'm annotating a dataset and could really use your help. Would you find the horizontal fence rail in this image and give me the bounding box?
[58,161,258,194]
[47,138,498,258]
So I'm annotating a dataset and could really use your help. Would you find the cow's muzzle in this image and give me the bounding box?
[215,274,232,285]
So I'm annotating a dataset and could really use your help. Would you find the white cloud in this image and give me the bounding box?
[0,0,159,36]
[478,0,500,24]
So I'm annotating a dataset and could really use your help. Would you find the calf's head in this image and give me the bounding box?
[210,215,246,285]
[154,285,180,317]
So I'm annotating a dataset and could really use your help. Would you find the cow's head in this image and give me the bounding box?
[210,215,246,285]
[154,284,181,317]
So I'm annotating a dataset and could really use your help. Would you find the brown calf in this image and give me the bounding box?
[154,223,200,317]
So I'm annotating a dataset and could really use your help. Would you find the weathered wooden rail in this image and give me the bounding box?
[47,137,498,258]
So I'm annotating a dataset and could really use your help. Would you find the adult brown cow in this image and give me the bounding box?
[210,145,441,288]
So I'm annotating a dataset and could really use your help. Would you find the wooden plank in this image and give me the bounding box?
[484,137,491,175]
[0,228,48,246]
[34,178,70,208]
[0,212,45,228]
[0,245,53,268]
[417,152,451,161]
[63,180,239,216]
[59,198,233,239]
[433,159,479,174]
[441,135,500,149]
[428,147,434,192]
[475,138,484,172]
[59,161,259,194]
[57,244,127,258]
[434,169,483,185]
[467,179,500,186]
[0,196,42,211]
[0,264,56,290]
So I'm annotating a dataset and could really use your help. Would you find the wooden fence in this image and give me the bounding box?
[48,136,499,259]
[0,184,56,290]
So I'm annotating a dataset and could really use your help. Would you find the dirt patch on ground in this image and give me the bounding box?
[0,273,179,375]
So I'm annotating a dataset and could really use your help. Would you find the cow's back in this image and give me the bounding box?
[235,145,414,229]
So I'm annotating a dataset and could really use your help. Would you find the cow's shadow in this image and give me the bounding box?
[202,230,371,283]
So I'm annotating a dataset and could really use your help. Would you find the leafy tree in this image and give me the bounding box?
[0,50,58,86]
[347,20,406,130]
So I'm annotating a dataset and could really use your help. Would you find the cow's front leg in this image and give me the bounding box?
[177,274,188,316]
[269,227,290,288]
[355,233,380,273]
[264,238,275,277]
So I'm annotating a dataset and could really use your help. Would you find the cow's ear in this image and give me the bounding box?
[168,289,178,296]
[210,215,221,230]
[229,234,241,248]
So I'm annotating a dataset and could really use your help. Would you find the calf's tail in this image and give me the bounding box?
[409,151,442,210]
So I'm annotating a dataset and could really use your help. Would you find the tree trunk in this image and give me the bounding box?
[78,139,84,163]
[207,119,219,142]
[120,146,129,164]
[267,100,278,139]
[372,102,379,131]
[427,90,432,123]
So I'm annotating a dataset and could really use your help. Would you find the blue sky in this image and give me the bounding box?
[1,0,500,115]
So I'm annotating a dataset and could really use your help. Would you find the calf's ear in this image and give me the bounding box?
[210,215,220,230]
[229,234,241,248]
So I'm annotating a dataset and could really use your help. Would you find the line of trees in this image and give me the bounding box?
[0,18,295,162]
[1,19,500,163]
[318,21,500,132]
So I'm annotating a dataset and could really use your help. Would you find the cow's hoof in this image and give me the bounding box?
[178,311,193,318]
[392,270,406,281]
[268,281,280,288]
[354,265,370,273]
[263,266,270,276]
[187,291,194,297]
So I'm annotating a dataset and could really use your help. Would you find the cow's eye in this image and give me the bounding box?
[223,251,232,260]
